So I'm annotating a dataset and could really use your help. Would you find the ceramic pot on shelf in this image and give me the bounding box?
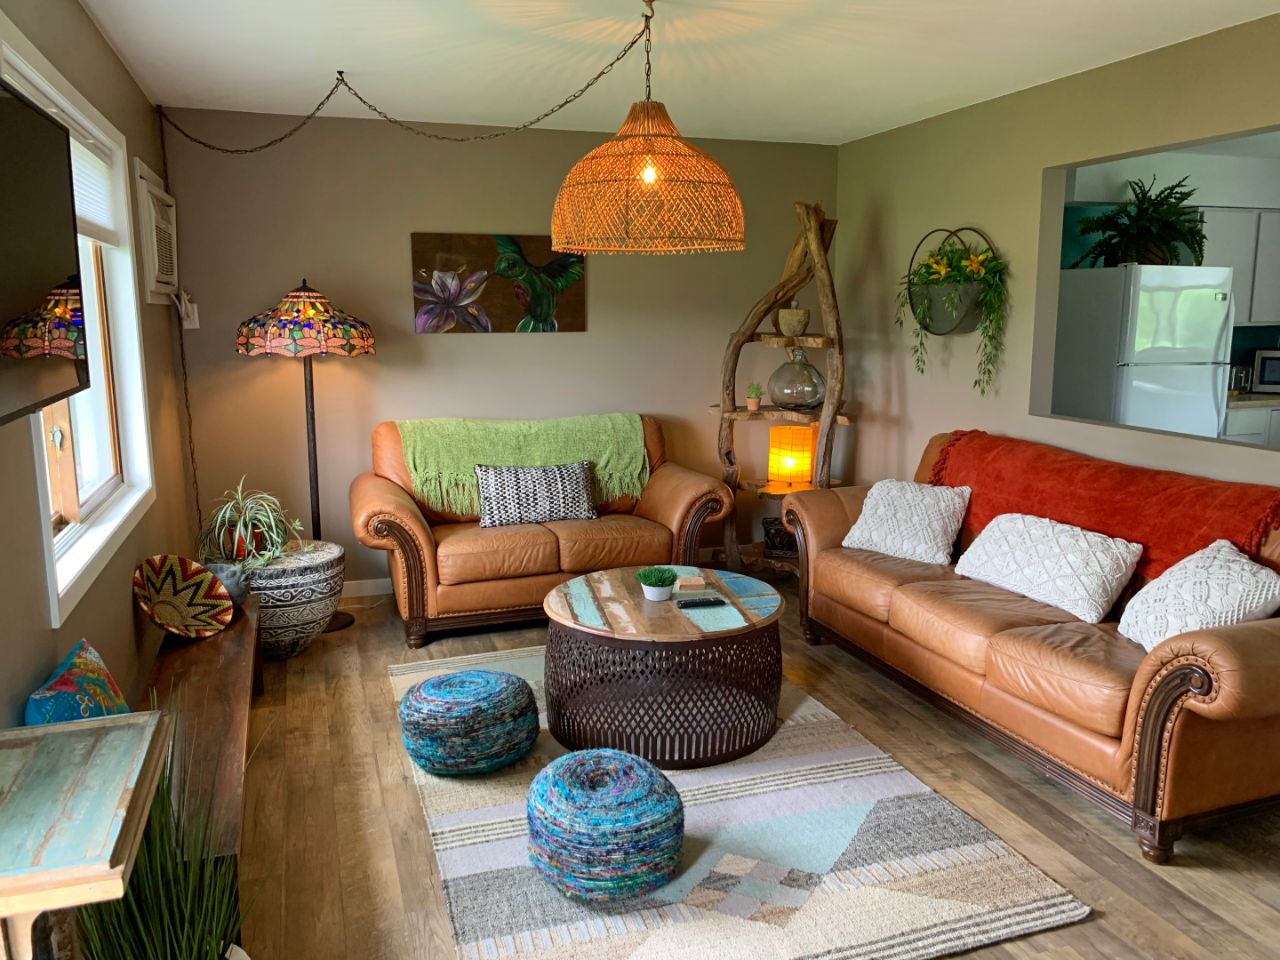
[245,540,345,659]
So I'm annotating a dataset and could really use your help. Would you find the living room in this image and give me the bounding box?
[3,1,1280,958]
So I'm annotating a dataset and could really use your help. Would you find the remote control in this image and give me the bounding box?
[676,596,726,609]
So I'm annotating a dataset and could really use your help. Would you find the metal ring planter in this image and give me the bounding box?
[904,226,999,337]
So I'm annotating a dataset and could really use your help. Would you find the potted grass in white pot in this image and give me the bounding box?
[636,566,678,601]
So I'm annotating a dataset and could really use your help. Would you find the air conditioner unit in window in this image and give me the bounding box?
[132,158,177,304]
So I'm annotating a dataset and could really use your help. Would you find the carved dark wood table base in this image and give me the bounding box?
[543,567,784,769]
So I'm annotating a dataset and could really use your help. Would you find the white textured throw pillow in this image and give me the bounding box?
[1118,539,1280,652]
[842,480,971,565]
[955,513,1142,623]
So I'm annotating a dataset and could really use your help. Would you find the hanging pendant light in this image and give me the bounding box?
[551,2,745,255]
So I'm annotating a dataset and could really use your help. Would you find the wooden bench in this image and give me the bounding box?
[143,596,261,858]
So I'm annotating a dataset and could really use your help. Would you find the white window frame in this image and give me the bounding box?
[0,26,156,628]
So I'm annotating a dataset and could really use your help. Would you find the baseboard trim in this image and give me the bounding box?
[343,577,392,599]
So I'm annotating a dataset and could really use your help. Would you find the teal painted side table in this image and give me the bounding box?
[0,711,168,960]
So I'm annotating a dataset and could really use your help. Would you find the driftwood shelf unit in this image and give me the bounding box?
[716,202,849,572]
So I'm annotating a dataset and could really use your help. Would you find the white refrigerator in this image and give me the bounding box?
[1054,265,1233,438]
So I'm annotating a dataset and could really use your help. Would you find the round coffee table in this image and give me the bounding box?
[543,567,783,769]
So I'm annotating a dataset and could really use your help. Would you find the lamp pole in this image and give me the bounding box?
[303,354,322,540]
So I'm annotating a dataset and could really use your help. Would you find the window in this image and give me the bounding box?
[1,37,156,626]
[42,239,122,535]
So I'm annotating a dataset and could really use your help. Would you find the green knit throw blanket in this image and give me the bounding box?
[396,413,650,516]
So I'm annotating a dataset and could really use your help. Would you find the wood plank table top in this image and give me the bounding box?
[147,595,260,859]
[543,566,783,642]
[0,710,168,958]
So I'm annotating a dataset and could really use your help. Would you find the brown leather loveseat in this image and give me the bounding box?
[351,415,731,647]
[784,430,1280,863]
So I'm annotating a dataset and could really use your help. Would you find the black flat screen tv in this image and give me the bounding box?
[0,76,85,428]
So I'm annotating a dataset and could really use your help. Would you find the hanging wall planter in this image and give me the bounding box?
[895,226,1009,396]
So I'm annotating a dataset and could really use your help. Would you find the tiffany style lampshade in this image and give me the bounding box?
[236,280,374,629]
[0,278,85,360]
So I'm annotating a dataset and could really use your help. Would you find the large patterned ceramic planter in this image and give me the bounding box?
[246,540,344,660]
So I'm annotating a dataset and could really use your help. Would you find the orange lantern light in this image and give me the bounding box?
[766,425,817,486]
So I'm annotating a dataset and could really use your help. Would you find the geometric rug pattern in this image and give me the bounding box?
[388,647,1090,960]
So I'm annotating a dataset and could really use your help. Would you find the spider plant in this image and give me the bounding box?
[78,718,253,959]
[1071,175,1206,268]
[198,478,303,570]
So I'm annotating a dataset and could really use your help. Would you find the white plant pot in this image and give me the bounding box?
[641,583,674,601]
[226,946,251,960]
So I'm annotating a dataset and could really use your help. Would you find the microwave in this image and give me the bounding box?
[1255,350,1280,394]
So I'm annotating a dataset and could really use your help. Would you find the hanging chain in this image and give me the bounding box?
[159,10,654,154]
[643,7,654,101]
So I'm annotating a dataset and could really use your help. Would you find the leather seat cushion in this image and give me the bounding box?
[888,579,1079,675]
[812,548,955,622]
[434,522,560,585]
[545,515,671,572]
[987,623,1146,739]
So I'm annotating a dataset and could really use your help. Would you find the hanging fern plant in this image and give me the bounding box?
[894,229,1009,396]
[1071,175,1206,268]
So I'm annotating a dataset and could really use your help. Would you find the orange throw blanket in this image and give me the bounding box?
[930,430,1280,580]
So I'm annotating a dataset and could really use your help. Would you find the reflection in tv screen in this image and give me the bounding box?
[0,78,86,428]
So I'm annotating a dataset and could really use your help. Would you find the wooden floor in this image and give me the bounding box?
[240,586,1280,960]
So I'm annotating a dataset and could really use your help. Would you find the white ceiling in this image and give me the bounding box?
[82,0,1280,145]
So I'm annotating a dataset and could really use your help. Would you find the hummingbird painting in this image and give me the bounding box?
[493,235,585,333]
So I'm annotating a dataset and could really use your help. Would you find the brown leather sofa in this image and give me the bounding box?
[783,433,1280,863]
[350,416,732,647]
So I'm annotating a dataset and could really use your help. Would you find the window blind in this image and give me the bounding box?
[70,139,118,246]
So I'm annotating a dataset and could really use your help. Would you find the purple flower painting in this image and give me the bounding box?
[414,270,491,333]
[411,233,588,334]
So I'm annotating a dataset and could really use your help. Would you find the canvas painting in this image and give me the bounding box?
[411,233,587,334]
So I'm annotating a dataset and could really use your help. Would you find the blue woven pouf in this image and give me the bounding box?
[399,670,539,775]
[528,748,684,901]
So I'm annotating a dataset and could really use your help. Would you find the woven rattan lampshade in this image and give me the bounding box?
[552,100,744,255]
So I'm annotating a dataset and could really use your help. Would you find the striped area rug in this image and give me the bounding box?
[389,647,1089,960]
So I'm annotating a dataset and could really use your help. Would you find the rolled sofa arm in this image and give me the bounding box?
[781,486,870,643]
[1121,616,1280,860]
[350,471,438,623]
[1127,617,1280,725]
[781,486,870,556]
[634,463,733,564]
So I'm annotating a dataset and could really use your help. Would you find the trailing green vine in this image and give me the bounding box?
[894,234,1009,396]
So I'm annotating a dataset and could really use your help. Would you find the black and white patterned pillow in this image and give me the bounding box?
[475,461,598,528]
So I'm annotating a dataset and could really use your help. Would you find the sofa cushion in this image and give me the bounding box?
[812,547,954,622]
[888,579,1079,675]
[545,515,672,572]
[987,624,1146,739]
[434,522,560,585]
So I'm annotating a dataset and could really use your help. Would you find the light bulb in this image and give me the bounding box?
[641,164,658,185]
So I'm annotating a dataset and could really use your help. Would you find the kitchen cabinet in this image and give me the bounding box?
[1201,208,1259,326]
[1222,407,1268,446]
[1269,409,1280,450]
[1249,211,1280,326]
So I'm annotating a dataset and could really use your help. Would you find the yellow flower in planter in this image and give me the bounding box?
[962,252,989,277]
[926,256,949,280]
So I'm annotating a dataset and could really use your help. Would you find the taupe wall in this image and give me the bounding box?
[0,0,192,724]
[836,14,1280,486]
[167,111,838,581]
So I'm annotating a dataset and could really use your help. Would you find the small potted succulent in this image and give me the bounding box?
[745,382,764,412]
[636,566,678,601]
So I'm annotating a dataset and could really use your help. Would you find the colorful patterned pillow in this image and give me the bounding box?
[25,640,129,725]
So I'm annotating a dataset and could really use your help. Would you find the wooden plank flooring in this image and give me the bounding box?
[239,588,1280,959]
